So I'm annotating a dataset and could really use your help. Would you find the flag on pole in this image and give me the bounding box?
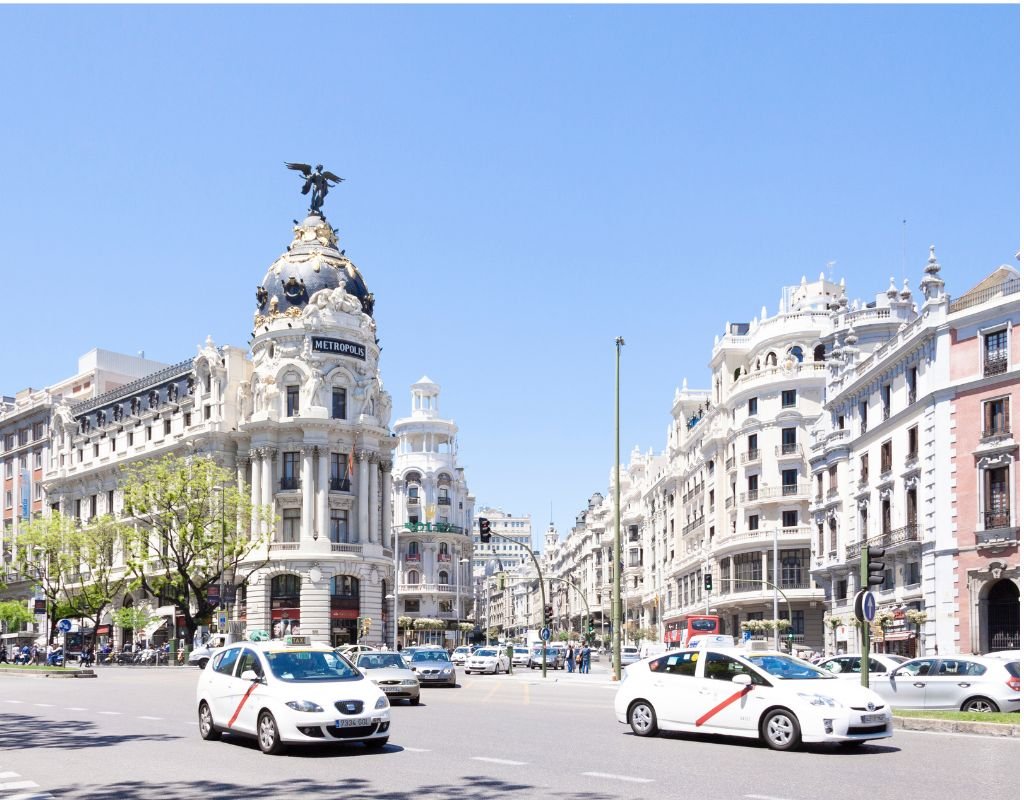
[347,452,355,478]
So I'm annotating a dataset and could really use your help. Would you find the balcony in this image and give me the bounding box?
[740,449,761,465]
[269,541,301,551]
[398,583,456,595]
[279,477,300,491]
[776,443,802,458]
[329,477,351,492]
[438,497,451,506]
[844,524,920,560]
[984,356,1008,377]
[983,510,1012,530]
[406,496,420,506]
[330,543,362,554]
[976,524,1019,548]
[726,456,736,471]
[740,488,759,502]
[743,484,811,502]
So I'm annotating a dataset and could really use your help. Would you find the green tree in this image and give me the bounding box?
[13,514,79,640]
[0,600,33,634]
[112,604,161,643]
[120,454,272,644]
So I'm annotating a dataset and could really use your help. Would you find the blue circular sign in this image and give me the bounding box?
[57,618,72,633]
[540,627,551,641]
[861,591,877,622]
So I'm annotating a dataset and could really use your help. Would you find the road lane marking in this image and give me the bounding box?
[0,772,19,778]
[32,704,54,708]
[97,711,121,715]
[471,757,527,766]
[746,795,795,800]
[138,716,163,720]
[402,747,431,752]
[3,700,24,703]
[65,707,88,711]
[582,772,654,784]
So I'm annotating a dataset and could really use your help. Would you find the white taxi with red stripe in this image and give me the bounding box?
[196,636,391,754]
[614,641,893,751]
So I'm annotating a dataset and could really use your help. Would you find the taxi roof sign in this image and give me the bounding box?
[284,635,310,647]
[686,634,736,649]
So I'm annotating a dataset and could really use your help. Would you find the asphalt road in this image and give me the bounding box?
[0,664,1018,800]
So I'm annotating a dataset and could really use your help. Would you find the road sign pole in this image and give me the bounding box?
[861,545,870,688]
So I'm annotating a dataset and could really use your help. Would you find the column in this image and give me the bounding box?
[357,451,370,544]
[301,446,314,544]
[249,449,262,540]
[381,459,393,551]
[262,448,276,539]
[236,455,249,540]
[316,446,329,543]
[368,454,380,545]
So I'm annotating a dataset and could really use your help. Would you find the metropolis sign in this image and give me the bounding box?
[311,337,366,360]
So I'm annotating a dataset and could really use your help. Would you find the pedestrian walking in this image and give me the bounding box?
[0,644,8,664]
[581,645,591,674]
[565,644,575,673]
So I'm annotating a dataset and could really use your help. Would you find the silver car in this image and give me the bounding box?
[355,651,421,705]
[817,654,908,677]
[869,655,1021,712]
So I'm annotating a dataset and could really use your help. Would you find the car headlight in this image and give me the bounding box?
[441,667,452,674]
[798,692,837,708]
[285,700,324,713]
[401,679,418,687]
[374,696,389,710]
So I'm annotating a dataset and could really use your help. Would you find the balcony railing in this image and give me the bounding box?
[403,521,465,534]
[329,477,351,492]
[407,496,420,505]
[330,543,362,554]
[983,421,1011,439]
[984,356,1008,377]
[844,524,920,560]
[682,515,705,535]
[398,583,456,594]
[743,484,811,502]
[776,443,802,458]
[740,488,759,502]
[726,457,735,470]
[740,449,761,465]
[270,541,301,551]
[438,497,451,506]
[725,497,734,510]
[983,510,1012,530]
[279,477,300,491]
[949,278,1020,313]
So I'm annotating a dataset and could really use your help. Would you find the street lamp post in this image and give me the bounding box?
[773,524,780,651]
[612,335,625,681]
[454,556,469,647]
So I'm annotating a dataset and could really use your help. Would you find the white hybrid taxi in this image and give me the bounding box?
[614,642,893,751]
[196,636,391,754]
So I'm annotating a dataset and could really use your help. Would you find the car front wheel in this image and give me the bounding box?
[197,658,209,670]
[198,701,221,741]
[257,710,285,755]
[761,708,802,751]
[364,737,389,749]
[628,700,658,737]
[962,696,998,713]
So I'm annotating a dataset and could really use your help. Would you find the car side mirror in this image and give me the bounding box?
[240,669,263,683]
[731,673,752,685]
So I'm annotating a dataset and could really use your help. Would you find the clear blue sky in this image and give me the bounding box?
[0,5,1018,547]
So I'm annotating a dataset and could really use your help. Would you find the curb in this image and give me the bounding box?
[0,667,97,679]
[893,716,1019,738]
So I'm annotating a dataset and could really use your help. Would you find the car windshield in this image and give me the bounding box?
[357,653,407,670]
[747,654,834,680]
[411,651,451,663]
[475,649,498,657]
[266,649,362,682]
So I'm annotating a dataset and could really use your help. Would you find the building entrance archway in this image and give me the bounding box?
[986,579,1019,652]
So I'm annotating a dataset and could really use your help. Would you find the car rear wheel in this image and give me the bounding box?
[198,701,221,741]
[761,708,802,751]
[628,700,659,737]
[409,696,420,706]
[961,696,998,713]
[257,710,285,755]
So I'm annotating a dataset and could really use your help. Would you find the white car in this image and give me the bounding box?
[354,651,421,705]
[450,646,474,666]
[511,647,531,667]
[817,653,909,677]
[614,645,893,751]
[620,646,641,665]
[465,647,510,675]
[196,636,391,754]
[869,655,1020,713]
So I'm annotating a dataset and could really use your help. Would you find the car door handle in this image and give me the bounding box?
[913,682,926,688]
[958,682,971,688]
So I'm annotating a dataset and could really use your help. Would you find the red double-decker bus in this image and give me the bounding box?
[664,615,722,648]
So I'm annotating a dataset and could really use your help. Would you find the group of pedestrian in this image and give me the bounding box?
[564,644,592,674]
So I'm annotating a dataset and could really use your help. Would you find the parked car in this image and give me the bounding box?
[465,647,511,675]
[528,647,565,669]
[614,645,893,751]
[354,651,421,705]
[869,655,1020,712]
[817,654,909,677]
[196,637,390,754]
[511,647,531,667]
[450,646,475,666]
[407,649,457,687]
[983,650,1021,661]
[620,646,641,665]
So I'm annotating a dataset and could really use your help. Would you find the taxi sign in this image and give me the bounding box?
[284,635,310,646]
[687,634,735,648]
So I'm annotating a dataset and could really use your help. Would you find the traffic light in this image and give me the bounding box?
[703,573,713,592]
[543,604,553,626]
[479,517,491,543]
[588,624,595,635]
[497,573,506,591]
[359,616,372,637]
[865,546,886,586]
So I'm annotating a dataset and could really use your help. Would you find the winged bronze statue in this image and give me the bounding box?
[285,162,345,215]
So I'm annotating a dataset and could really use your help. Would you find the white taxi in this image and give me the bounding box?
[196,635,391,754]
[614,642,893,751]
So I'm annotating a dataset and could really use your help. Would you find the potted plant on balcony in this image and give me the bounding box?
[904,610,928,656]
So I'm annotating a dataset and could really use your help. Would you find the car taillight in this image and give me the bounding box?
[1007,676,1019,692]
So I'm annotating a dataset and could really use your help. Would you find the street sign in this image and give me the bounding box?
[57,618,72,633]
[742,630,751,641]
[217,613,227,629]
[540,627,551,641]
[854,589,878,623]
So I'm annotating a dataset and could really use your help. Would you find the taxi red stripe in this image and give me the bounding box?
[695,684,753,727]
[227,681,261,728]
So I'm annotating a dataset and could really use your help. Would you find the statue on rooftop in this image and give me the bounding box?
[285,162,344,215]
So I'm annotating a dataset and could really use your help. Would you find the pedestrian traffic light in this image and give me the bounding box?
[544,604,553,626]
[703,573,713,592]
[588,624,595,635]
[479,517,491,543]
[865,546,886,586]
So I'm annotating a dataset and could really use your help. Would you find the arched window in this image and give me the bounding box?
[765,352,777,367]
[330,575,359,598]
[788,346,804,363]
[407,570,420,585]
[438,571,449,585]
[407,541,420,561]
[814,344,826,362]
[271,574,301,598]
[439,542,449,556]
[733,367,741,382]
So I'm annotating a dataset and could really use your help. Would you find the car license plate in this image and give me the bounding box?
[861,713,886,724]
[335,717,370,728]
[382,686,400,693]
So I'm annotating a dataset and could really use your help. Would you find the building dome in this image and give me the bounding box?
[255,214,374,323]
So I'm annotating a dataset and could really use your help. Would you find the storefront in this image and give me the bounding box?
[270,574,301,639]
[330,575,360,647]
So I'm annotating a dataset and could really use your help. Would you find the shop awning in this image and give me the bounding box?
[871,631,916,642]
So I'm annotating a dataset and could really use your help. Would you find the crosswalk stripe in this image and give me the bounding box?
[0,781,40,791]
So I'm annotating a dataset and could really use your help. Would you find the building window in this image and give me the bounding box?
[983,397,1009,438]
[146,427,152,441]
[908,426,919,458]
[984,466,1010,529]
[163,420,171,436]
[781,469,798,494]
[881,497,891,535]
[404,599,420,613]
[438,571,449,585]
[836,580,847,601]
[330,453,350,491]
[816,473,823,500]
[859,453,869,484]
[281,509,300,542]
[859,505,868,540]
[127,432,134,447]
[905,562,921,586]
[781,389,796,408]
[407,541,421,561]
[184,412,191,427]
[407,570,420,585]
[907,366,918,404]
[33,450,42,469]
[747,514,759,531]
[286,385,299,416]
[748,397,758,416]
[782,510,798,529]
[282,451,299,490]
[108,489,115,515]
[779,550,808,588]
[880,441,892,474]
[330,509,349,543]
[747,474,758,500]
[407,485,420,505]
[860,401,868,434]
[332,388,347,420]
[828,517,838,553]
[882,385,891,420]
[439,599,453,614]
[817,522,824,554]
[734,551,762,585]
[828,465,838,494]
[907,488,917,527]
[781,609,805,635]
[780,427,797,455]
[984,329,1008,376]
